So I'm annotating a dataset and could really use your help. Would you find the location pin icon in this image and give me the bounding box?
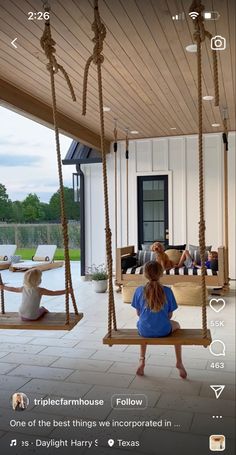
[108,439,115,447]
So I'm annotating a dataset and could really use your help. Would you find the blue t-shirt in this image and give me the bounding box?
[131,285,177,337]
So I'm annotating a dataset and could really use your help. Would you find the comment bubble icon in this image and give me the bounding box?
[209,340,226,357]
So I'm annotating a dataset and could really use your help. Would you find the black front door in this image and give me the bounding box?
[137,175,169,249]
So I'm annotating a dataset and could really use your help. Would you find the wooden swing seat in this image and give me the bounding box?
[0,312,83,330]
[103,328,211,346]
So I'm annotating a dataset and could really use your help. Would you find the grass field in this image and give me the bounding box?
[16,249,80,261]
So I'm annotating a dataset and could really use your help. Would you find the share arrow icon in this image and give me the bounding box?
[210,385,225,399]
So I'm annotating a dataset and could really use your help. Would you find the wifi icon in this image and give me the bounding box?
[189,11,199,20]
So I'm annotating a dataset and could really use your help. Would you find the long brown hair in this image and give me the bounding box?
[144,261,166,312]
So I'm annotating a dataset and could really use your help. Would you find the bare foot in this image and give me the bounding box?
[176,362,187,379]
[136,359,145,376]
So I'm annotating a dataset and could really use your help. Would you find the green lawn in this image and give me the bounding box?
[16,249,80,261]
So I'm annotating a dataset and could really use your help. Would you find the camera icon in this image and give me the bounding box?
[211,35,226,51]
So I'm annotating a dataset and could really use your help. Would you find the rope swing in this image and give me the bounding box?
[113,119,118,252]
[0,3,83,330]
[40,5,79,325]
[189,0,220,338]
[82,0,117,338]
[125,128,129,245]
[222,112,229,285]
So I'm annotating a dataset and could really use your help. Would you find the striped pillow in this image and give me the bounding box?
[137,250,156,266]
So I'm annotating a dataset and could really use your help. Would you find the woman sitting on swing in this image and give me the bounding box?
[131,261,187,379]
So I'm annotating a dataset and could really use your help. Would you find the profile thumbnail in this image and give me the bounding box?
[11,393,29,412]
[209,435,226,451]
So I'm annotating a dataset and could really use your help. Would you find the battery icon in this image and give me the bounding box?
[204,11,220,20]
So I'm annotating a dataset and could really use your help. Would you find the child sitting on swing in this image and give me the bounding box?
[0,268,69,321]
[131,261,187,379]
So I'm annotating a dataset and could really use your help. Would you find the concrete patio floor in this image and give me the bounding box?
[0,263,235,454]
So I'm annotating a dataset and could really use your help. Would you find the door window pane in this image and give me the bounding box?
[154,180,164,190]
[154,201,164,220]
[143,180,164,201]
[154,222,165,241]
[143,202,153,221]
[143,222,154,242]
[143,222,165,242]
[143,201,164,221]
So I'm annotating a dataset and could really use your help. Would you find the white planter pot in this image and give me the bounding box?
[92,280,108,293]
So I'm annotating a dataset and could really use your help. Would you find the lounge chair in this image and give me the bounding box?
[10,245,64,272]
[0,245,17,270]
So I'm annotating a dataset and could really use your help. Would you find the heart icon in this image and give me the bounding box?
[108,439,115,447]
[209,298,226,313]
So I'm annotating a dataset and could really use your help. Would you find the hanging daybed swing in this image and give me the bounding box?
[0,6,83,330]
[82,0,216,347]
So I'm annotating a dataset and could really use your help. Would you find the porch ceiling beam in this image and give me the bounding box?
[0,79,110,151]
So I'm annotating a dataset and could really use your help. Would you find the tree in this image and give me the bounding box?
[22,193,45,222]
[40,202,52,221]
[11,200,23,223]
[49,187,80,221]
[0,183,12,221]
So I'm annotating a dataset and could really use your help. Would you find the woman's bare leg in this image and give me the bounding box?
[136,345,147,376]
[175,345,187,379]
[171,321,187,379]
[177,250,190,268]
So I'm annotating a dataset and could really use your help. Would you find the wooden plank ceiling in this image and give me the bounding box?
[0,0,235,143]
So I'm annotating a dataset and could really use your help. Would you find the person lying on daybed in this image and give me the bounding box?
[178,250,218,270]
[0,269,70,321]
[151,242,218,272]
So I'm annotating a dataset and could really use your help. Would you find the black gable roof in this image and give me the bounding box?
[62,141,102,165]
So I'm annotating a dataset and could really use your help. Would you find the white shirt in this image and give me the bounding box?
[19,286,42,319]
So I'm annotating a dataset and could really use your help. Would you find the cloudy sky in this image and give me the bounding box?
[0,106,74,203]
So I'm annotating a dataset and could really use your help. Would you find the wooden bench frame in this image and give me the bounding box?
[116,246,227,288]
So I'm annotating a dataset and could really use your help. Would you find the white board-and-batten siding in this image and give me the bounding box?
[82,132,236,279]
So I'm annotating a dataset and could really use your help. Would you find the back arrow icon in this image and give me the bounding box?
[11,38,17,48]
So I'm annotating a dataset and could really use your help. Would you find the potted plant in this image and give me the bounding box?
[89,264,108,293]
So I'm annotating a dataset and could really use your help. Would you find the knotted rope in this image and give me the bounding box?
[189,1,219,107]
[114,121,118,251]
[222,116,229,284]
[40,6,79,323]
[82,0,106,116]
[125,129,129,245]
[82,0,117,338]
[40,9,76,102]
[189,1,209,338]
